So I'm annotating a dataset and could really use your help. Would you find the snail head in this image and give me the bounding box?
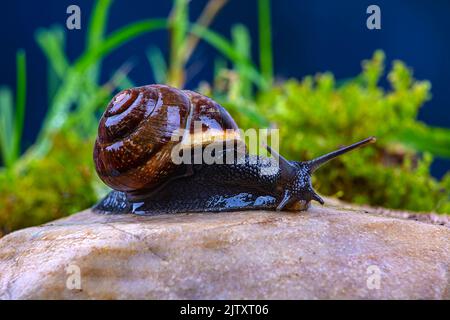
[266,137,376,211]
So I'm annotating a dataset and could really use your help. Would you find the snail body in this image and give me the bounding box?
[93,84,375,215]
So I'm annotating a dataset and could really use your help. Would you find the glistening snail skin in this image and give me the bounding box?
[93,84,376,215]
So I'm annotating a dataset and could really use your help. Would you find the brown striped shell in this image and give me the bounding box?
[94,84,241,192]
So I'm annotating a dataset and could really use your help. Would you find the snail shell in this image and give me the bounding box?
[94,85,241,192]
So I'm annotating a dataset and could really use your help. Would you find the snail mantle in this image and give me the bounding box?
[0,204,449,299]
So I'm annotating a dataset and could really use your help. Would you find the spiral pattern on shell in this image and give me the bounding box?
[94,84,240,192]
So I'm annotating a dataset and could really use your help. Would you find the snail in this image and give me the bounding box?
[93,84,376,215]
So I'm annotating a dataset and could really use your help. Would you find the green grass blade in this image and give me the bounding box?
[75,19,167,72]
[190,23,266,89]
[232,25,251,57]
[146,46,168,83]
[12,50,27,163]
[35,26,69,78]
[168,0,189,87]
[170,0,189,53]
[232,24,252,98]
[35,26,66,103]
[191,24,241,64]
[258,0,273,86]
[0,87,14,167]
[86,0,113,83]
[47,61,60,104]
[87,0,112,48]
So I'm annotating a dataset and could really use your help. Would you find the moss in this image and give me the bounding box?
[0,131,102,235]
[214,51,450,214]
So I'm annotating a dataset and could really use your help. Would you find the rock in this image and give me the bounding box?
[0,204,449,299]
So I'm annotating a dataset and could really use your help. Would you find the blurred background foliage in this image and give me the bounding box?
[0,0,449,235]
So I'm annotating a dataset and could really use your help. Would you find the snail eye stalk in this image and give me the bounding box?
[307,137,376,173]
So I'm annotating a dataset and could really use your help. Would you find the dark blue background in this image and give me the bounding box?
[1,0,449,176]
